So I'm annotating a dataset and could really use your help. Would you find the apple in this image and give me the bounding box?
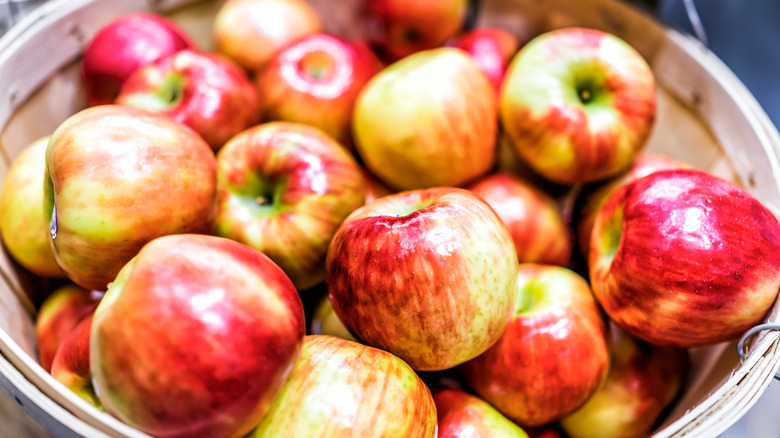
[575,153,689,261]
[560,323,690,438]
[213,122,365,291]
[91,233,306,438]
[467,172,572,266]
[434,387,530,438]
[363,0,469,61]
[353,47,497,190]
[361,167,393,204]
[256,33,383,149]
[589,168,780,347]
[116,49,262,151]
[213,0,322,73]
[461,263,609,427]
[44,105,217,292]
[309,294,356,342]
[50,313,101,408]
[81,13,194,106]
[449,27,520,94]
[0,136,65,279]
[326,187,518,371]
[500,27,657,185]
[249,334,437,437]
[35,284,102,373]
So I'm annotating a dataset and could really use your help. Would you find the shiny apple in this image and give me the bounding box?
[449,27,520,94]
[501,27,656,185]
[462,263,609,427]
[116,49,261,151]
[91,234,305,438]
[326,187,518,371]
[434,387,529,438]
[589,169,780,347]
[50,313,100,408]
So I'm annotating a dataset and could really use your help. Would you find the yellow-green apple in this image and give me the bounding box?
[249,335,437,437]
[50,313,101,408]
[213,0,322,73]
[468,172,572,266]
[326,187,518,371]
[449,27,520,94]
[309,294,356,342]
[116,49,261,151]
[35,284,102,373]
[363,0,469,61]
[0,137,65,279]
[575,153,689,261]
[90,234,306,438]
[213,122,365,291]
[589,169,780,347]
[560,323,689,438]
[461,264,609,427]
[81,13,194,106]
[434,387,529,438]
[256,33,383,149]
[500,27,656,185]
[44,105,217,291]
[353,47,497,190]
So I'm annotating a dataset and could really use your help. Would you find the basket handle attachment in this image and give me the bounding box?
[737,323,780,381]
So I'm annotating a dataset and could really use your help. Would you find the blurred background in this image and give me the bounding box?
[0,0,779,436]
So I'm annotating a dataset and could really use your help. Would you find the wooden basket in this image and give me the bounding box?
[0,0,778,436]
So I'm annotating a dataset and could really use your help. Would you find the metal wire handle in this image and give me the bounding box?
[682,0,708,47]
[737,323,780,381]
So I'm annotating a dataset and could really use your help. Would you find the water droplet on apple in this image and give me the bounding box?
[50,204,57,240]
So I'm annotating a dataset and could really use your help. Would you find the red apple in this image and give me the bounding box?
[589,169,780,347]
[326,187,518,371]
[256,33,383,149]
[0,136,65,278]
[50,313,100,408]
[361,167,393,204]
[81,13,194,106]
[434,387,530,438]
[353,47,497,190]
[575,153,689,261]
[35,284,101,373]
[213,0,322,73]
[213,122,365,291]
[116,49,261,151]
[364,0,469,60]
[90,234,305,438]
[449,27,520,94]
[249,335,437,437]
[44,105,217,291]
[309,294,356,342]
[500,27,656,185]
[468,172,572,266]
[462,264,609,427]
[560,323,689,438]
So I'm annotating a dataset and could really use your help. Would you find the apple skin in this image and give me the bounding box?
[90,234,306,438]
[575,153,689,261]
[35,284,102,373]
[363,0,469,61]
[213,122,365,291]
[468,172,572,266]
[43,105,217,292]
[449,27,520,94]
[326,187,518,371]
[589,168,780,347]
[461,263,609,427]
[434,388,529,438]
[81,13,194,106]
[500,27,656,185]
[116,49,261,151]
[560,323,689,438]
[353,47,497,191]
[361,167,393,204]
[213,0,322,73]
[249,335,437,437]
[310,294,357,342]
[0,137,65,278]
[50,313,101,408]
[257,33,383,149]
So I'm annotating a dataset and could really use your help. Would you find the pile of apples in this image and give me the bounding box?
[2,0,780,437]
